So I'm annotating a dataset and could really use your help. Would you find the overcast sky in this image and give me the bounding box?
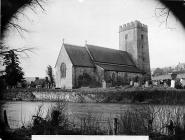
[3,0,185,77]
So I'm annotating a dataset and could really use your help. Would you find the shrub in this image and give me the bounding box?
[89,77,101,88]
[78,73,92,87]
[31,102,69,135]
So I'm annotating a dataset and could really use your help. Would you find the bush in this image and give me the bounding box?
[175,79,183,89]
[89,77,101,88]
[31,102,69,135]
[30,102,106,135]
[78,73,92,87]
[0,76,6,99]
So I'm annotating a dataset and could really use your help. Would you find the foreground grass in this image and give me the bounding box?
[1,102,185,140]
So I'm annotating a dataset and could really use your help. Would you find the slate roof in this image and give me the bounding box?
[60,43,142,73]
[97,63,141,73]
[86,44,135,66]
[64,44,95,67]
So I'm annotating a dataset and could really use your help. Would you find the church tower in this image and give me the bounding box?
[119,20,151,76]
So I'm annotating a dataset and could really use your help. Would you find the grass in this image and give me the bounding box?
[117,105,185,139]
[77,86,185,104]
[1,102,185,140]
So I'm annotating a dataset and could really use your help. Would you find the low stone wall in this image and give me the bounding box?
[32,91,79,102]
[2,89,102,102]
[3,87,185,104]
[32,91,99,103]
[2,90,35,100]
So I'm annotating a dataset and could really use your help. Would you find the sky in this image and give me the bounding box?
[3,0,185,77]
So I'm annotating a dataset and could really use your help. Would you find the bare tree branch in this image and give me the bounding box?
[35,0,45,11]
[7,22,29,38]
[155,6,171,28]
[0,47,35,56]
[1,0,46,39]
[165,10,170,27]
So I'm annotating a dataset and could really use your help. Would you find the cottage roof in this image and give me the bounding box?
[86,44,135,66]
[64,44,95,67]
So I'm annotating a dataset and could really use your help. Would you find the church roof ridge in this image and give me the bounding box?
[56,42,142,73]
[63,43,84,48]
[86,44,119,52]
[86,44,136,66]
[86,44,132,54]
[64,43,95,67]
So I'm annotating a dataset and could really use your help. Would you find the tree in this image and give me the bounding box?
[1,0,45,38]
[78,73,92,88]
[155,1,185,29]
[46,65,55,88]
[1,0,45,53]
[3,50,24,88]
[1,0,45,74]
[158,0,185,29]
[153,68,164,76]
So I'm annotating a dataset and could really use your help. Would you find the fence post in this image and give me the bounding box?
[113,118,118,135]
[167,120,174,136]
[4,110,10,128]
[148,119,153,134]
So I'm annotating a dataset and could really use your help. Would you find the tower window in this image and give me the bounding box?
[141,34,144,40]
[143,57,145,62]
[125,34,128,40]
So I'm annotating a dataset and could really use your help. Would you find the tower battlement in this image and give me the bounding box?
[119,20,148,32]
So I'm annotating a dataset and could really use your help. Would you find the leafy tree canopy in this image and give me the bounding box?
[46,65,55,88]
[3,50,24,88]
[153,68,164,76]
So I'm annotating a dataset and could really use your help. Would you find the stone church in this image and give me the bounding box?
[55,20,151,89]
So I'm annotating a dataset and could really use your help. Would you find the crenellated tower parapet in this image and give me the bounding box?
[119,20,148,32]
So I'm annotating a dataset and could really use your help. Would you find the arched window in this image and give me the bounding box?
[125,34,128,40]
[112,72,115,81]
[141,34,144,40]
[60,63,66,78]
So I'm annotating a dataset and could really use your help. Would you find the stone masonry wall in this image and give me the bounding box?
[119,20,151,75]
[55,45,73,89]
